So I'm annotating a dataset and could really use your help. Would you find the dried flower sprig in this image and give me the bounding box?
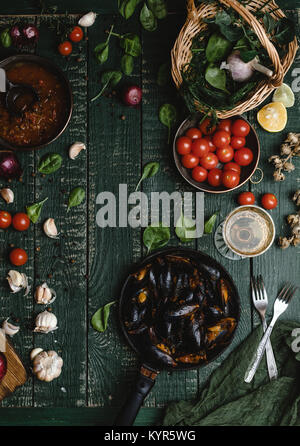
[269,133,300,182]
[278,190,300,249]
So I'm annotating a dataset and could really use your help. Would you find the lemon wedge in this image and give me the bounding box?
[273,83,295,108]
[257,102,287,132]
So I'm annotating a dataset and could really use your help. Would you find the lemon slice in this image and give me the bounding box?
[257,102,287,132]
[273,83,295,108]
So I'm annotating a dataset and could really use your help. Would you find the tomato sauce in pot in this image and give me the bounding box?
[0,62,68,147]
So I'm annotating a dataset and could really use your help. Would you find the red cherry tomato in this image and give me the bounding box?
[224,162,241,175]
[234,147,253,166]
[231,119,250,137]
[218,119,232,134]
[222,170,240,189]
[177,136,192,155]
[200,153,219,170]
[12,213,30,232]
[0,211,12,229]
[207,168,223,187]
[238,191,255,205]
[185,127,202,140]
[182,154,199,169]
[231,136,246,150]
[9,248,28,266]
[191,138,209,158]
[198,118,216,135]
[69,25,83,42]
[203,135,216,152]
[212,130,231,149]
[261,193,278,210]
[58,41,72,56]
[192,166,208,183]
[216,145,234,164]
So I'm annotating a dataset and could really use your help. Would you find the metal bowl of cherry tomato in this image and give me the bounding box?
[173,114,260,194]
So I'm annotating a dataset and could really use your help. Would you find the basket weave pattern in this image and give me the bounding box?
[171,0,298,118]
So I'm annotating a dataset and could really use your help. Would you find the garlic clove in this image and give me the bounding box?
[34,310,58,333]
[34,283,56,305]
[7,270,31,295]
[69,142,86,160]
[0,188,14,204]
[2,318,20,337]
[30,347,44,361]
[78,11,96,27]
[43,218,59,239]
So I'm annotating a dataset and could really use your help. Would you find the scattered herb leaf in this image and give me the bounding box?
[140,2,157,31]
[91,301,116,332]
[135,162,160,191]
[26,197,48,224]
[143,223,170,253]
[205,64,229,93]
[121,54,134,75]
[204,212,218,234]
[38,153,63,174]
[148,0,168,20]
[91,70,122,102]
[159,103,177,144]
[67,187,85,212]
[157,62,170,87]
[175,214,197,242]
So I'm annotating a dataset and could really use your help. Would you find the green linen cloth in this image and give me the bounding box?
[162,321,300,426]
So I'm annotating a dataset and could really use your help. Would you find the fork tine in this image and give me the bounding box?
[284,286,298,303]
[278,283,291,301]
[259,275,268,301]
[251,276,258,301]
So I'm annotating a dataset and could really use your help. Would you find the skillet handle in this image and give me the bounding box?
[114,366,158,426]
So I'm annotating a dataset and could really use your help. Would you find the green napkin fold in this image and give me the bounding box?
[162,321,300,426]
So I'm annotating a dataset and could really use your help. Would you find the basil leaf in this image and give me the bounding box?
[204,212,218,234]
[135,162,160,191]
[26,197,48,224]
[91,70,122,102]
[67,187,85,212]
[38,153,63,174]
[159,103,177,144]
[91,301,116,333]
[120,0,142,19]
[175,214,196,242]
[120,33,141,57]
[206,33,232,63]
[121,54,134,75]
[95,43,109,64]
[205,64,229,94]
[1,28,12,48]
[143,223,170,253]
[140,3,157,32]
[157,62,169,87]
[147,0,167,20]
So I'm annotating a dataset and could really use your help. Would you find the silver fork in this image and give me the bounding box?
[251,275,278,381]
[245,283,298,383]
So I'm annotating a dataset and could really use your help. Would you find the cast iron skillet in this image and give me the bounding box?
[115,247,240,426]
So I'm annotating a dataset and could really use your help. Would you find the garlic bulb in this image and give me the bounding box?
[7,270,30,296]
[32,350,63,382]
[0,188,14,204]
[78,11,96,27]
[34,283,56,305]
[69,142,86,160]
[2,318,20,337]
[43,218,59,239]
[34,311,58,333]
[30,347,43,361]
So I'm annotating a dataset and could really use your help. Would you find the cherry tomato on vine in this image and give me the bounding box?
[218,119,232,134]
[177,136,192,155]
[234,147,253,166]
[216,145,234,164]
[12,213,30,232]
[69,26,83,42]
[231,119,250,137]
[9,248,28,266]
[222,170,240,189]
[198,118,216,135]
[212,130,231,149]
[203,135,216,152]
[224,162,241,175]
[200,153,218,170]
[207,168,223,187]
[231,136,246,150]
[192,166,208,183]
[261,193,278,210]
[185,127,202,140]
[191,138,209,158]
[238,192,255,205]
[181,153,199,169]
[0,211,12,229]
[58,41,72,56]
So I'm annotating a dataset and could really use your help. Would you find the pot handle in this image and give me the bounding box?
[114,366,158,426]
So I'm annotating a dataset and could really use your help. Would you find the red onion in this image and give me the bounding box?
[10,25,22,46]
[22,24,39,44]
[122,85,142,106]
[0,353,7,382]
[10,24,39,46]
[0,151,23,179]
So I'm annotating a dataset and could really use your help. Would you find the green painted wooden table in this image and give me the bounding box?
[0,0,299,426]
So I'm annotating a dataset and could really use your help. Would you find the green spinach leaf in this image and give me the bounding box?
[157,62,169,87]
[91,70,123,102]
[119,0,142,19]
[135,162,160,191]
[204,212,218,234]
[91,301,116,332]
[120,33,142,57]
[175,214,197,242]
[140,3,157,31]
[26,197,48,224]
[121,54,134,75]
[147,0,167,20]
[205,64,229,93]
[38,153,62,174]
[205,33,232,63]
[67,187,85,212]
[159,103,177,143]
[143,223,170,253]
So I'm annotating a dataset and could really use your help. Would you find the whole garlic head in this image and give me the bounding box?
[43,218,59,239]
[69,142,86,160]
[2,318,20,337]
[34,283,56,305]
[32,350,63,382]
[0,188,14,204]
[7,270,30,296]
[34,311,58,333]
[78,11,96,27]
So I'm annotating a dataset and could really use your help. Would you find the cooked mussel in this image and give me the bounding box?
[205,317,237,349]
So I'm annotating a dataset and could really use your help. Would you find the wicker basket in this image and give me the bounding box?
[171,0,298,118]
